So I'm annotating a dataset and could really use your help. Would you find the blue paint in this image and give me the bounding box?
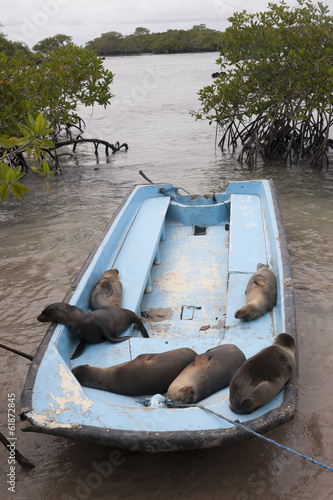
[21,180,296,450]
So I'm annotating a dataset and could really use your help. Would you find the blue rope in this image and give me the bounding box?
[278,121,306,192]
[189,403,333,473]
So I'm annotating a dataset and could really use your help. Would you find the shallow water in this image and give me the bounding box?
[1,52,333,499]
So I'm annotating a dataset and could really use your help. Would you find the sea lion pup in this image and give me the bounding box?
[72,348,197,395]
[89,269,122,310]
[166,344,246,404]
[37,303,149,359]
[235,263,277,321]
[229,333,296,415]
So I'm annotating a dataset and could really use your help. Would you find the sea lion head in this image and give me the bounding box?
[72,365,103,389]
[229,396,259,415]
[274,333,296,351]
[37,302,73,322]
[167,384,197,404]
[234,303,262,321]
[102,269,119,279]
[257,263,269,270]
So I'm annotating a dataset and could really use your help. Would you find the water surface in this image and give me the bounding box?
[1,52,333,500]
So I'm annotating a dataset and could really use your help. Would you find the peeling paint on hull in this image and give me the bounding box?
[20,180,297,452]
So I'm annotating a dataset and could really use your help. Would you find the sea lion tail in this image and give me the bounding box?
[71,340,88,359]
[235,303,262,321]
[134,316,149,338]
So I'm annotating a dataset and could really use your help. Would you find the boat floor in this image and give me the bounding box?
[70,218,276,373]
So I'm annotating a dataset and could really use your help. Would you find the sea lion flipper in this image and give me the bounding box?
[134,316,149,338]
[71,340,88,359]
[108,336,131,343]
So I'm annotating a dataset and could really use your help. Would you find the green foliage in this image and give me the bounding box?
[195,0,333,166]
[134,27,151,36]
[0,35,31,57]
[0,164,29,202]
[32,34,72,54]
[0,114,55,202]
[86,25,223,56]
[0,43,114,136]
[0,41,114,202]
[86,31,124,56]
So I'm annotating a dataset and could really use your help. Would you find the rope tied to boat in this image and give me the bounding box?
[180,402,333,473]
[139,395,332,472]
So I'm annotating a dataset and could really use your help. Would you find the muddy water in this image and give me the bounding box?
[1,53,333,499]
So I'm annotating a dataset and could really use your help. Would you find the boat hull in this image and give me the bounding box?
[20,179,297,452]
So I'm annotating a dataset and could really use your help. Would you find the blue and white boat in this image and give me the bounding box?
[20,179,297,452]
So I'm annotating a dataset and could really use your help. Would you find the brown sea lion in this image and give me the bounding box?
[235,263,277,321]
[37,303,149,359]
[166,344,246,404]
[229,333,296,415]
[89,269,122,310]
[72,348,197,395]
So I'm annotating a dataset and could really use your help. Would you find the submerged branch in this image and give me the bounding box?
[53,138,129,156]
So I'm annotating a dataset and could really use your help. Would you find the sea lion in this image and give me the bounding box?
[37,302,149,359]
[235,263,277,321]
[229,333,296,415]
[166,344,246,404]
[89,269,122,310]
[72,347,197,395]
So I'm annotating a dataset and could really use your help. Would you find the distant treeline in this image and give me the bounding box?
[0,24,224,58]
[86,25,224,56]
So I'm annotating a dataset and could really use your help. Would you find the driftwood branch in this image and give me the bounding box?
[53,138,128,156]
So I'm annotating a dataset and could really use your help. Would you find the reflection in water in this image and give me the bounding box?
[1,53,333,500]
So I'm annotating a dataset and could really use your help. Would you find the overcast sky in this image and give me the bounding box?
[2,0,333,48]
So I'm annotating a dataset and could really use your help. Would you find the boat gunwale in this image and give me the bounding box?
[20,179,297,452]
[20,183,150,415]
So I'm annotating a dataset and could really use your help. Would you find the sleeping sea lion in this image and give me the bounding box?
[235,263,277,321]
[89,269,122,310]
[166,344,246,404]
[229,333,296,414]
[37,302,149,359]
[72,348,197,395]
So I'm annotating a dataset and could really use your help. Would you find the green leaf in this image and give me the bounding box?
[39,138,55,148]
[11,182,30,198]
[27,113,36,131]
[45,178,51,196]
[42,159,50,174]
[0,137,14,148]
[35,114,45,134]
[30,165,43,175]
[33,143,41,160]
[0,184,10,202]
[5,168,14,182]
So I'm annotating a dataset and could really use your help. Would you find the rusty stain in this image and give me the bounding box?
[141,307,173,322]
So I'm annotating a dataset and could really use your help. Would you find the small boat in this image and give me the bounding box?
[20,179,297,452]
